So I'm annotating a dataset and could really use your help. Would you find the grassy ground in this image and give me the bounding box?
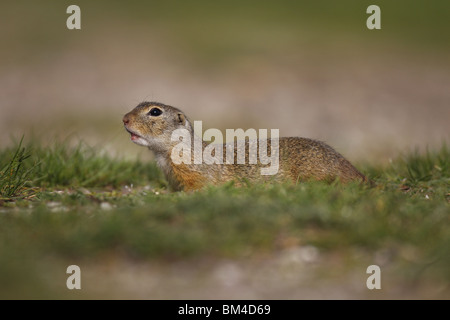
[0,139,448,299]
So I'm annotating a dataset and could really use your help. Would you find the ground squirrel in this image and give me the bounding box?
[123,102,367,191]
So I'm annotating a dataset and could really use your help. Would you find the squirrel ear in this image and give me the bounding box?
[177,112,186,126]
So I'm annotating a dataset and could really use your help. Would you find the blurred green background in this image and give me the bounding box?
[0,0,448,161]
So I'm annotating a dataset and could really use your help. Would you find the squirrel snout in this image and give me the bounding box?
[122,115,130,125]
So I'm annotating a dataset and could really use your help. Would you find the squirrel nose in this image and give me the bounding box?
[122,115,130,125]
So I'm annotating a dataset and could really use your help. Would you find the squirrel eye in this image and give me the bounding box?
[148,108,162,116]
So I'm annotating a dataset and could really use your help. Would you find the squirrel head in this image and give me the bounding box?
[123,101,192,153]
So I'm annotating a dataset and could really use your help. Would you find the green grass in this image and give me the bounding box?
[0,140,164,190]
[0,137,36,201]
[0,140,448,298]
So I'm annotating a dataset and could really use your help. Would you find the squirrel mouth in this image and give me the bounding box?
[125,127,142,141]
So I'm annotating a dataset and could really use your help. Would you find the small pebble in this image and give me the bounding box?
[100,202,113,211]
